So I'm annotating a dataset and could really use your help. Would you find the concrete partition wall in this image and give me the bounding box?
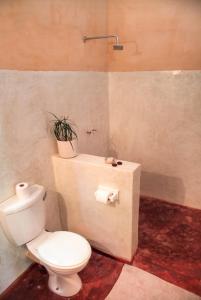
[52,154,141,261]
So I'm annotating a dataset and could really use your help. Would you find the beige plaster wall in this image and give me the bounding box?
[0,0,201,71]
[0,0,107,71]
[52,154,141,261]
[109,71,201,209]
[2,0,201,72]
[108,0,201,71]
[0,70,108,293]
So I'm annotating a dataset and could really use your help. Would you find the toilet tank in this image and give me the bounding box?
[0,184,46,246]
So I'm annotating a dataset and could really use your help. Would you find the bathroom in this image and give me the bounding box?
[0,0,201,299]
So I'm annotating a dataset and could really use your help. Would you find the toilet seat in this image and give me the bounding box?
[38,231,91,269]
[27,230,91,269]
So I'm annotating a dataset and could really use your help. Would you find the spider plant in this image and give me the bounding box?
[50,113,78,149]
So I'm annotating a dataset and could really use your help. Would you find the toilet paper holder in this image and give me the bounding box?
[95,185,119,204]
[108,189,119,202]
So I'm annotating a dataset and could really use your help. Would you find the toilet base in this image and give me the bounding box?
[48,272,82,297]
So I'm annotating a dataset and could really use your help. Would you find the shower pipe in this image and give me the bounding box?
[83,35,124,50]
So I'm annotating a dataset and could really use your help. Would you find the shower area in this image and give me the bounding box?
[0,0,201,298]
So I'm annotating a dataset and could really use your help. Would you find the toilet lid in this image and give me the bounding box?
[37,231,91,268]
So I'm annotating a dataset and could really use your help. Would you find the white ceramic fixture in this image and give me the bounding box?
[0,184,91,297]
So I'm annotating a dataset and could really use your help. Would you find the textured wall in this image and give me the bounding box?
[109,71,201,209]
[0,0,107,71]
[2,0,201,72]
[0,70,108,293]
[108,0,201,71]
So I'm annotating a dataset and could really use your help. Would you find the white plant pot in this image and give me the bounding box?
[57,140,78,159]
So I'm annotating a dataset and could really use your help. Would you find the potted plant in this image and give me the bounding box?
[51,113,78,158]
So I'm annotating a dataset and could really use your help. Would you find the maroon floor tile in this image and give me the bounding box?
[133,196,201,297]
[0,251,123,300]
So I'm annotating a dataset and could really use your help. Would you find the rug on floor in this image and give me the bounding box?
[106,264,200,300]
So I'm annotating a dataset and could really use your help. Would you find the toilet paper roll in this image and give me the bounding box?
[16,182,30,200]
[95,189,113,204]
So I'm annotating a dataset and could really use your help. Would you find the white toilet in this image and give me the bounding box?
[0,184,91,297]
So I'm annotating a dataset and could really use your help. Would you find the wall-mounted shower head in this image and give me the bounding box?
[83,35,124,51]
[113,44,124,50]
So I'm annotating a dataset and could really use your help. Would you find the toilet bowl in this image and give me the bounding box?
[27,230,91,297]
[0,183,92,297]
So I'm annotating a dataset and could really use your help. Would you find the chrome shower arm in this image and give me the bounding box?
[83,35,120,45]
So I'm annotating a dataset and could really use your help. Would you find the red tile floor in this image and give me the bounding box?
[1,197,201,300]
[0,251,123,300]
[133,197,201,297]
